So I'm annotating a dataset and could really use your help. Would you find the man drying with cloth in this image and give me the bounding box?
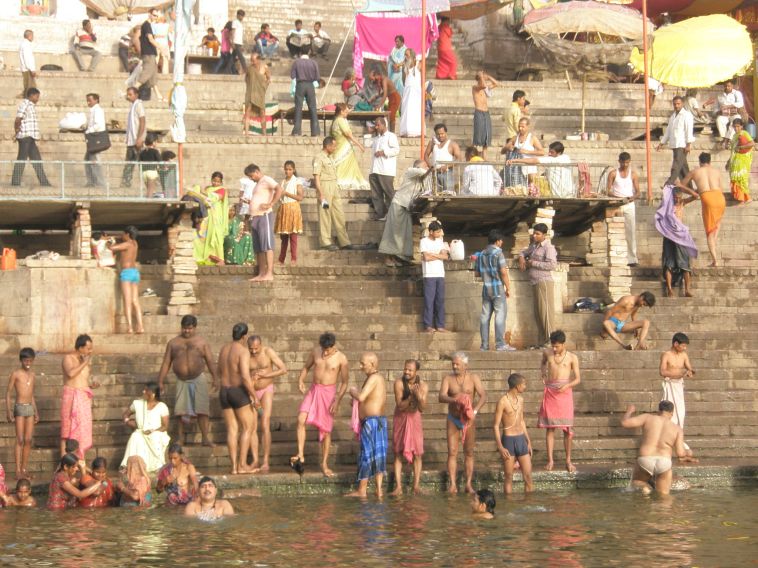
[157,315,218,447]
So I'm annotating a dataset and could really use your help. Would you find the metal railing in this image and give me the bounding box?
[426,161,615,199]
[0,160,180,200]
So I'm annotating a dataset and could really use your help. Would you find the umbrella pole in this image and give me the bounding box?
[178,142,184,198]
[581,73,586,133]
[421,0,427,160]
[642,0,653,203]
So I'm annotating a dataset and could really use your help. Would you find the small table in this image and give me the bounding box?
[185,54,220,74]
[275,107,388,137]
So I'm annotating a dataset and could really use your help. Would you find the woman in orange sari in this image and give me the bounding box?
[435,17,457,80]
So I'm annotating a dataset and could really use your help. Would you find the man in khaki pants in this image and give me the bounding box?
[313,136,355,251]
[518,223,557,349]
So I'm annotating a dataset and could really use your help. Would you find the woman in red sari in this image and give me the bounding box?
[435,17,457,80]
[47,453,101,510]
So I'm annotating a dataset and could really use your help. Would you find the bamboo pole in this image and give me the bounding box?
[421,0,427,160]
[642,0,653,203]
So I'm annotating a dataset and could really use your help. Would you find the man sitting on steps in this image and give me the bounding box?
[601,291,656,350]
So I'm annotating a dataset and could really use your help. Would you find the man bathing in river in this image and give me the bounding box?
[292,332,349,477]
[621,401,697,495]
[390,359,428,496]
[494,373,533,494]
[157,315,218,447]
[602,291,656,350]
[218,323,260,474]
[185,476,234,519]
[539,331,581,473]
[346,352,387,498]
[248,335,288,473]
[61,334,100,460]
[438,351,487,494]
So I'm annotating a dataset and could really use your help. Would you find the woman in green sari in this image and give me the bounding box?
[330,103,369,190]
[224,205,255,265]
[193,172,229,265]
[729,118,754,205]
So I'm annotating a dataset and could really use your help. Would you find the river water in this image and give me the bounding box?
[0,488,755,566]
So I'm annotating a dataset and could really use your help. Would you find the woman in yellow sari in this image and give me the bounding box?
[330,103,369,190]
[193,171,229,265]
[729,118,754,205]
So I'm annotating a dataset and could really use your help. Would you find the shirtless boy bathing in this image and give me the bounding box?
[0,478,37,507]
[493,373,533,494]
[602,291,656,350]
[5,348,38,480]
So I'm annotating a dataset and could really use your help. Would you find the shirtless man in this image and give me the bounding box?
[438,351,487,494]
[539,331,581,473]
[675,152,726,267]
[60,334,100,459]
[493,373,533,494]
[471,71,499,158]
[185,476,235,518]
[292,332,349,477]
[621,402,697,495]
[346,352,387,498]
[157,315,218,447]
[389,359,428,496]
[247,335,288,472]
[602,291,656,350]
[217,323,260,475]
[5,347,38,479]
[109,225,144,334]
[371,68,401,132]
[659,333,695,454]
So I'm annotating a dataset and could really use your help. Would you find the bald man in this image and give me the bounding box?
[346,352,387,498]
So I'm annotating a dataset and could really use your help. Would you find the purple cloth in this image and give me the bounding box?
[654,184,698,259]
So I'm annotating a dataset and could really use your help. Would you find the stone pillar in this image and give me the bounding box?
[605,207,631,301]
[510,221,530,257]
[167,213,198,316]
[586,220,609,267]
[70,207,91,260]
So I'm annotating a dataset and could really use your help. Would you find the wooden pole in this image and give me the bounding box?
[178,142,184,197]
[642,0,653,203]
[420,0,427,160]
[581,73,586,133]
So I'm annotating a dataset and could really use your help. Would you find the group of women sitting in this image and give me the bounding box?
[46,443,199,510]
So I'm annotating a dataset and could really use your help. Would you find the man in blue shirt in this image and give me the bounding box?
[475,229,514,351]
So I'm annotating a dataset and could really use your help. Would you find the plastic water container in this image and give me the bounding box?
[450,240,465,261]
[746,122,757,140]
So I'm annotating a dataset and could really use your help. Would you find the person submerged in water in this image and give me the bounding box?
[471,488,496,519]
[0,478,37,507]
[185,476,234,520]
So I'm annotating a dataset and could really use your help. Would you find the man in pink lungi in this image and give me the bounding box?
[291,332,349,477]
[538,330,581,473]
[60,334,100,459]
[390,359,428,496]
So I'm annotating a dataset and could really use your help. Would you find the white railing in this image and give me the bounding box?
[0,160,180,200]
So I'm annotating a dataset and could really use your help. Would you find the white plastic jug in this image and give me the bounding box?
[450,240,465,261]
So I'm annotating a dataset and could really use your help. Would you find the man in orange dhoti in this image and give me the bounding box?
[538,331,581,473]
[676,152,725,267]
[390,360,428,496]
[60,335,100,459]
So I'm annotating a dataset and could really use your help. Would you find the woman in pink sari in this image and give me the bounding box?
[435,17,457,80]
[116,455,152,507]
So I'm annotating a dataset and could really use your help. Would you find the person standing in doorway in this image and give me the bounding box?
[607,152,640,266]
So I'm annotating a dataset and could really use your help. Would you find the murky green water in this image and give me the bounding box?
[0,488,755,566]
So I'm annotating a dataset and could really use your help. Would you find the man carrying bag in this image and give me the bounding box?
[84,92,109,187]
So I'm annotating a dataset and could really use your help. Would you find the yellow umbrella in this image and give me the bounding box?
[629,14,753,87]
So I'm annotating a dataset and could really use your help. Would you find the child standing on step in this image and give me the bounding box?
[5,348,38,480]
[275,160,304,265]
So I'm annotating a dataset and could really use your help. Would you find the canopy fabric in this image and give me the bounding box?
[630,14,754,88]
[523,1,653,71]
[629,0,743,16]
[81,0,173,18]
[359,0,507,19]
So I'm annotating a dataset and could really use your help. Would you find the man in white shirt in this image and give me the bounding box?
[369,116,400,220]
[286,19,310,58]
[419,221,450,333]
[507,141,575,198]
[18,30,36,96]
[462,146,502,196]
[714,80,748,145]
[656,96,695,185]
[310,21,330,58]
[231,9,248,74]
[70,19,102,72]
[84,92,107,187]
[607,151,641,266]
[121,87,146,188]
[11,87,51,187]
[244,164,284,283]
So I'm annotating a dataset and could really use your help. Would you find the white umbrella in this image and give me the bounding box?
[171,0,195,195]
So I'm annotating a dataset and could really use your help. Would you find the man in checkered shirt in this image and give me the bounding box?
[11,87,50,186]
